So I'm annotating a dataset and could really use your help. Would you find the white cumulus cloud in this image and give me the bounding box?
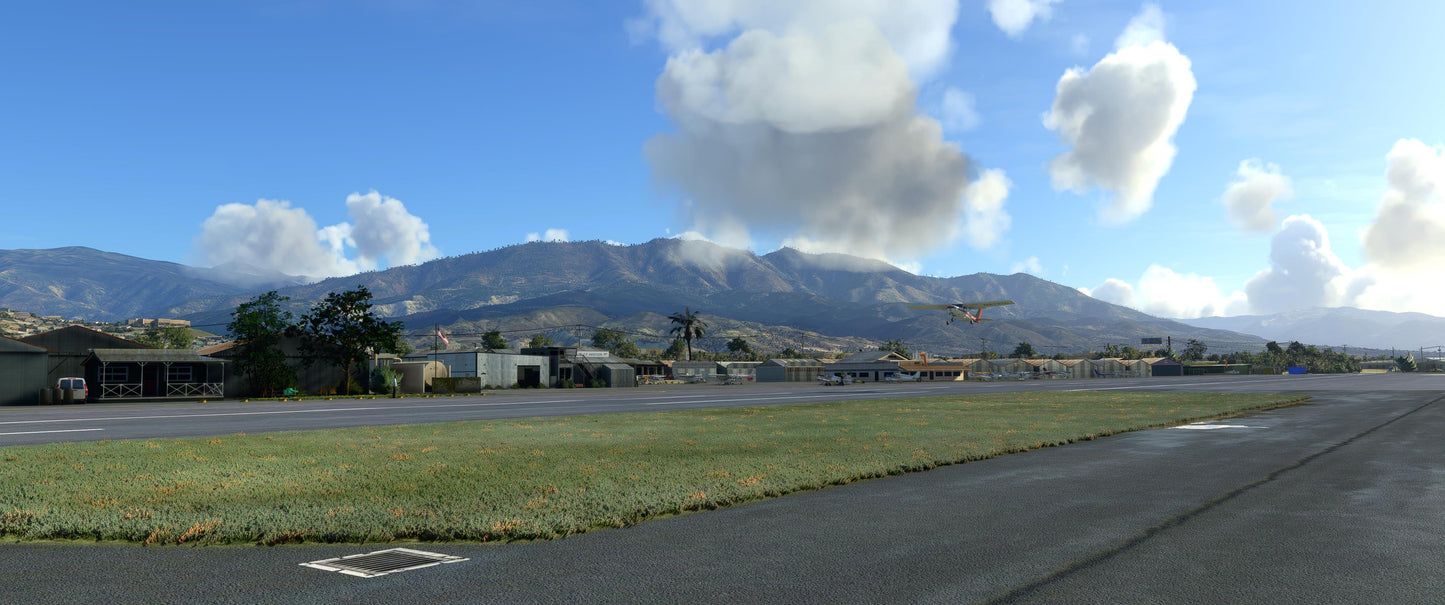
[639,1,992,267]
[193,192,437,280]
[1361,138,1445,271]
[633,0,958,78]
[1244,215,1353,315]
[961,168,1012,249]
[1085,266,1247,318]
[345,191,439,269]
[1080,278,1135,308]
[1044,3,1195,224]
[987,0,1062,38]
[1221,159,1293,233]
[1088,140,1445,318]
[526,229,571,243]
[1011,256,1044,275]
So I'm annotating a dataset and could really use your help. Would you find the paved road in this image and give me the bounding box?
[2,373,1442,603]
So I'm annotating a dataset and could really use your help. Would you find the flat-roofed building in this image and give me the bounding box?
[83,348,226,401]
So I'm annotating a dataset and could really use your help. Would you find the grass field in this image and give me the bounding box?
[0,391,1306,545]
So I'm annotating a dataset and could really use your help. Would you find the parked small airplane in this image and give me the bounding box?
[908,300,1015,325]
[885,372,921,382]
[818,374,854,385]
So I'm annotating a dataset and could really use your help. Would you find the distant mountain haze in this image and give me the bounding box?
[0,240,1365,355]
[0,247,295,321]
[1180,308,1445,352]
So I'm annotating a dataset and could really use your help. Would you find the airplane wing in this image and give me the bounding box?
[908,301,1015,310]
[957,300,1015,309]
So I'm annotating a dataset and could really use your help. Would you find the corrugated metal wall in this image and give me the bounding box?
[0,352,48,405]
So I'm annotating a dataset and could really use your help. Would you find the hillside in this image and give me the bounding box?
[148,239,1264,355]
[0,247,262,321]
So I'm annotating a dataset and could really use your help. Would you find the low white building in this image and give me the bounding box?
[403,350,550,388]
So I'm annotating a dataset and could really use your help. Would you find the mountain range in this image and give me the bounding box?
[1,240,1275,356]
[21,240,1440,356]
[1180,308,1445,353]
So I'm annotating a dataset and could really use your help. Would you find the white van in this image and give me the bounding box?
[57,377,88,401]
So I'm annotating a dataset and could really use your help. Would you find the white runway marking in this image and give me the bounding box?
[0,428,105,436]
[1173,424,1257,430]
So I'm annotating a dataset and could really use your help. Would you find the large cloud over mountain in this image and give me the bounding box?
[1044,3,1195,224]
[1244,215,1353,314]
[1082,266,1247,319]
[194,191,438,280]
[636,0,1003,264]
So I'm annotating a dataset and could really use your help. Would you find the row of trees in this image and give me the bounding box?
[228,287,405,396]
[1213,341,1360,374]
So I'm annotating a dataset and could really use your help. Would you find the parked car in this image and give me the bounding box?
[57,377,88,401]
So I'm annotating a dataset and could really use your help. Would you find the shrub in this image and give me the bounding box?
[370,367,398,394]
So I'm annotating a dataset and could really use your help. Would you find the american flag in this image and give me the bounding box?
[436,326,449,348]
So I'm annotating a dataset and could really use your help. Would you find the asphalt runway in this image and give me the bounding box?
[0,373,1374,446]
[2,373,1442,603]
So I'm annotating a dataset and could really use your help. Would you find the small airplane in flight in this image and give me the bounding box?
[907,300,1015,325]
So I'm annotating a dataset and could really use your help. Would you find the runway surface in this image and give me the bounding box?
[2,373,1442,603]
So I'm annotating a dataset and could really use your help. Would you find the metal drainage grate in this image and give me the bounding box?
[301,548,468,578]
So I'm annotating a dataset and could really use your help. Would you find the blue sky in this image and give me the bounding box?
[4,1,1444,318]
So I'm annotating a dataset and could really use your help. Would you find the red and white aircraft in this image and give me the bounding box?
[908,300,1015,325]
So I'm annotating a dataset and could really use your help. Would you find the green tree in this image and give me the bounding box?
[227,291,296,397]
[668,306,708,361]
[778,347,802,359]
[297,286,404,396]
[481,330,508,351]
[1010,342,1036,358]
[663,338,688,360]
[527,333,554,348]
[592,328,642,359]
[979,350,999,360]
[137,326,195,349]
[879,338,910,359]
[725,336,755,359]
[1182,339,1208,361]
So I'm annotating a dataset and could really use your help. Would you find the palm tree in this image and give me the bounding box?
[668,306,708,361]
